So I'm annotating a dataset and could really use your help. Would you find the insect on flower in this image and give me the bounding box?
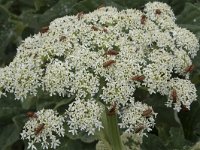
[91,25,99,31]
[135,125,144,133]
[103,49,119,56]
[107,103,117,116]
[130,75,145,81]
[26,111,37,118]
[181,104,189,112]
[155,9,161,15]
[59,36,66,42]
[141,15,147,25]
[77,11,84,20]
[171,89,177,103]
[184,64,195,73]
[40,26,49,33]
[35,123,45,135]
[103,60,116,68]
[102,28,108,33]
[142,108,152,117]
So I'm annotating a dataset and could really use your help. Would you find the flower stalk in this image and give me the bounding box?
[106,113,124,150]
[100,107,125,150]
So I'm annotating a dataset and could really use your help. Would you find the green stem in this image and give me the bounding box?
[106,113,124,150]
[100,107,125,150]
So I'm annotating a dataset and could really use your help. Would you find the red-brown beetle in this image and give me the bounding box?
[142,108,152,117]
[103,60,116,68]
[35,123,45,135]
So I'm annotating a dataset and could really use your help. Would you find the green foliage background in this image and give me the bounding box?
[0,0,200,149]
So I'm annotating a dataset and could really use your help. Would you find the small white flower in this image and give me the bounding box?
[118,99,157,135]
[21,109,65,150]
[172,27,199,58]
[166,78,197,112]
[144,2,176,29]
[66,99,103,135]
[42,59,72,97]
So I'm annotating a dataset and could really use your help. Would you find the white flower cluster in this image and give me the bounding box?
[166,78,197,111]
[66,99,103,135]
[121,132,143,150]
[0,1,199,147]
[119,99,157,135]
[21,109,65,150]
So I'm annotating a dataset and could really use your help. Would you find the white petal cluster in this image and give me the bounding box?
[121,132,142,150]
[144,2,176,29]
[118,99,157,135]
[166,78,197,112]
[172,27,199,58]
[66,99,103,135]
[42,59,72,97]
[21,109,65,150]
[0,1,198,143]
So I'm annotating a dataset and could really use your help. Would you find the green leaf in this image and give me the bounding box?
[0,5,25,65]
[167,127,192,150]
[54,96,75,110]
[12,114,27,130]
[20,0,80,30]
[178,101,200,142]
[33,0,46,11]
[36,95,57,110]
[143,94,180,144]
[21,95,37,110]
[176,3,200,37]
[141,134,167,150]
[0,94,23,124]
[143,94,180,128]
[0,124,20,150]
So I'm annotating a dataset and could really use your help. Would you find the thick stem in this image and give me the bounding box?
[106,113,124,150]
[99,107,125,150]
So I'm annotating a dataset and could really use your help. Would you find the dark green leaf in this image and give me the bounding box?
[178,101,200,142]
[0,124,20,150]
[0,94,22,124]
[141,134,167,150]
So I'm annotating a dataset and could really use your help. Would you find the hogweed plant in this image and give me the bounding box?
[0,1,199,150]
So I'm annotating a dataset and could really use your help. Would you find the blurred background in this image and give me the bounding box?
[0,0,200,149]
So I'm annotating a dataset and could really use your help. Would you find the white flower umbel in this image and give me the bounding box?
[172,27,199,58]
[166,78,197,112]
[173,49,192,78]
[66,99,103,135]
[42,59,72,97]
[0,2,198,105]
[144,2,176,29]
[21,109,65,150]
[0,1,199,146]
[118,99,157,136]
